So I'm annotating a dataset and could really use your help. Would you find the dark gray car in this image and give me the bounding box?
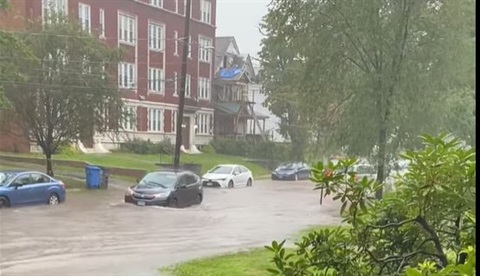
[124,170,203,208]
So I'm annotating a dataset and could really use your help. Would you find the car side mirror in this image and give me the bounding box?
[136,178,140,183]
[11,183,22,189]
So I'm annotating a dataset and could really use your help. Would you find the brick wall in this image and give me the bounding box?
[0,110,31,153]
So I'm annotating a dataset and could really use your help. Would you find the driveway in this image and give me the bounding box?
[0,179,341,276]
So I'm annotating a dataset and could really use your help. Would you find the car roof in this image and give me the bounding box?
[214,164,238,167]
[0,170,44,175]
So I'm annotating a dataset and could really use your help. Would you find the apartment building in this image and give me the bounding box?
[0,0,216,152]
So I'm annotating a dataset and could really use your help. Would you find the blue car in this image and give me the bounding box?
[0,170,66,208]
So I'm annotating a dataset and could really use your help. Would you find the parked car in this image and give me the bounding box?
[271,162,311,181]
[124,170,203,208]
[202,164,253,188]
[350,164,376,181]
[0,170,66,208]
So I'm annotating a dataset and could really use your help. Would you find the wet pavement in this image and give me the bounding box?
[0,179,341,276]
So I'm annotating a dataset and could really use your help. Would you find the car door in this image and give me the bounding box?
[175,175,189,205]
[8,174,35,205]
[30,173,52,204]
[232,166,244,185]
[239,166,250,185]
[184,173,199,203]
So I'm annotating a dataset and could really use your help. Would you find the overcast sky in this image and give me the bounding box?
[216,0,270,58]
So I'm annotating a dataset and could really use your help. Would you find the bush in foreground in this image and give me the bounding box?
[266,134,476,275]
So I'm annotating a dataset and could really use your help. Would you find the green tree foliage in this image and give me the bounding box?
[0,0,33,108]
[266,134,475,275]
[259,0,475,197]
[2,17,123,176]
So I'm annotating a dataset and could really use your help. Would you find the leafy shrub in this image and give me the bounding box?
[210,138,293,163]
[267,134,476,276]
[200,144,216,154]
[117,138,173,155]
[56,144,79,156]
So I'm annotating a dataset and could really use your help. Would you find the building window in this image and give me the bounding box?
[99,9,105,38]
[149,23,165,51]
[78,3,91,33]
[171,110,177,133]
[148,68,164,93]
[122,106,136,131]
[174,31,179,56]
[118,63,135,89]
[42,0,67,23]
[198,77,211,100]
[119,14,135,45]
[198,37,212,62]
[148,108,164,132]
[187,36,192,58]
[200,0,212,24]
[196,113,212,135]
[185,74,191,97]
[173,72,178,96]
[150,0,162,8]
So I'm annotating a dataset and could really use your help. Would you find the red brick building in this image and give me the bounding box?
[0,0,216,152]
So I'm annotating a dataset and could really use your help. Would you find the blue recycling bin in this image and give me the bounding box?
[85,165,102,189]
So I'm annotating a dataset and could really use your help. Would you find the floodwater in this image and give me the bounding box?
[0,179,341,276]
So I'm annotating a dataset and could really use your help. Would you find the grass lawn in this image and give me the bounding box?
[161,225,344,276]
[0,163,85,190]
[3,152,270,177]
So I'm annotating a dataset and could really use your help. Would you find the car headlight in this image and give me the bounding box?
[217,178,227,181]
[125,187,133,196]
[154,192,170,198]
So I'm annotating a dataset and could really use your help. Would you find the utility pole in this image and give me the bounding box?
[173,0,192,169]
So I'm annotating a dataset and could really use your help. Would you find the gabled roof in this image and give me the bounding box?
[215,36,240,70]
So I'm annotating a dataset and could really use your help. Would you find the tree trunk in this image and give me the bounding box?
[375,120,387,199]
[45,152,54,177]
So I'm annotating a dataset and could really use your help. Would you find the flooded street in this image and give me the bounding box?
[0,179,341,276]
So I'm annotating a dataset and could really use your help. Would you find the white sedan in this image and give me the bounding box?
[202,164,253,188]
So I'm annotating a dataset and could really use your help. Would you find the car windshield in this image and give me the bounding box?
[209,166,233,174]
[0,172,16,186]
[278,163,296,170]
[138,172,177,189]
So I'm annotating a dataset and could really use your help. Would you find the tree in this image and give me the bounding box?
[266,133,476,275]
[259,0,475,198]
[3,17,123,176]
[258,23,310,161]
[0,0,33,108]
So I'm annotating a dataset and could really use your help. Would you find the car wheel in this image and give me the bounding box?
[168,198,178,208]
[196,194,203,204]
[0,196,10,208]
[228,180,234,189]
[48,193,60,205]
[246,178,252,187]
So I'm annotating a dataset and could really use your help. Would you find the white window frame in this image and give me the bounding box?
[148,108,164,132]
[150,0,163,8]
[174,31,179,56]
[119,14,136,45]
[200,0,212,24]
[42,0,67,24]
[99,9,105,38]
[171,110,177,133]
[196,112,212,135]
[148,68,165,93]
[174,0,178,13]
[122,106,136,131]
[78,3,91,33]
[173,72,178,96]
[198,77,211,100]
[118,62,136,89]
[185,74,191,97]
[198,36,212,62]
[149,22,165,51]
[187,36,192,58]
